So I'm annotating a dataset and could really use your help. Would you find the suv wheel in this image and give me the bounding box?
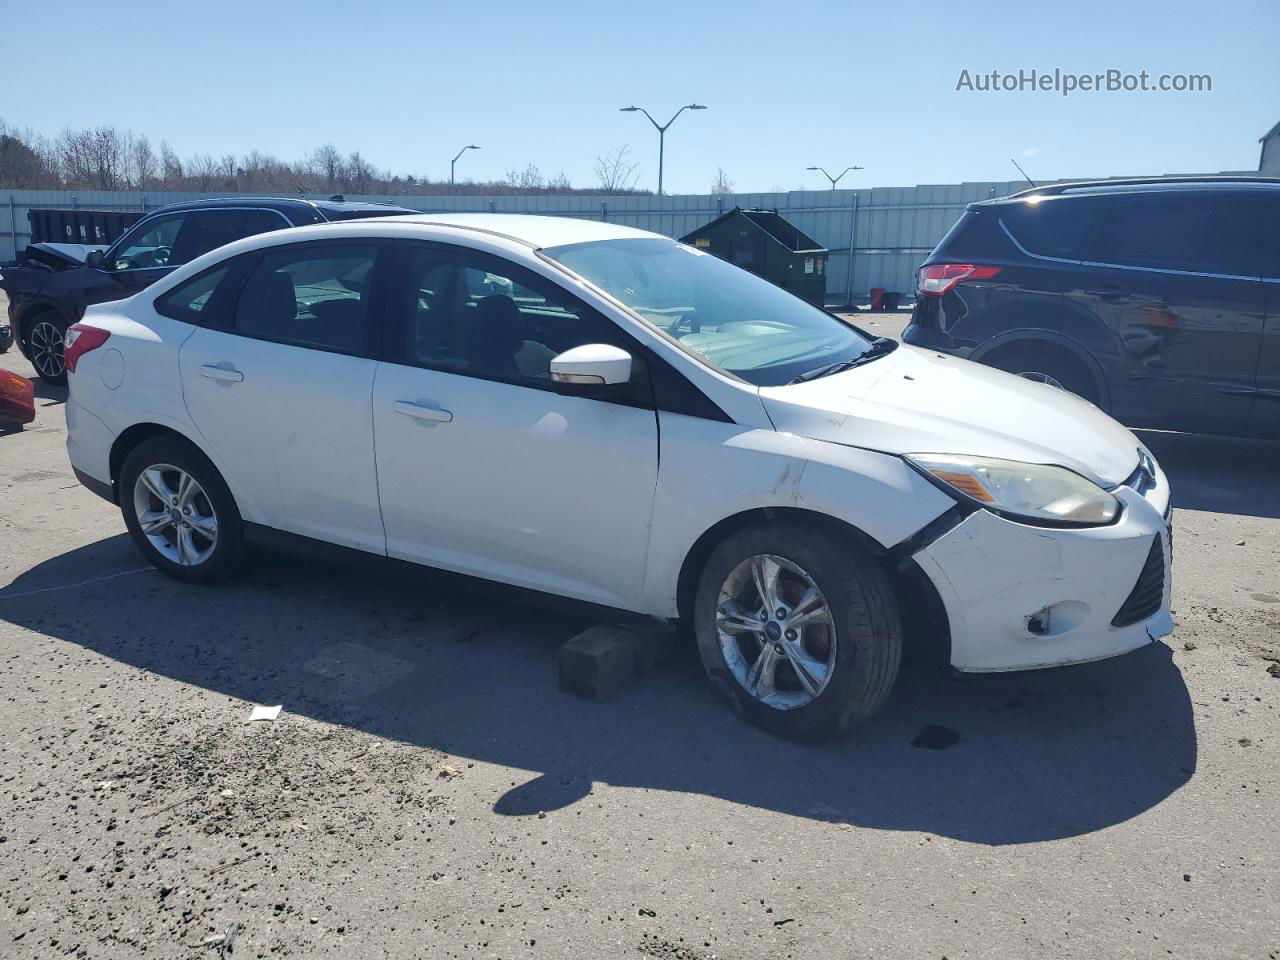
[26,312,69,385]
[119,436,245,583]
[989,346,1097,405]
[693,522,901,739]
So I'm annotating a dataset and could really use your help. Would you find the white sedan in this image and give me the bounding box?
[62,214,1173,738]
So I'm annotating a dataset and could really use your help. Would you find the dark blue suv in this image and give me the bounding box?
[904,177,1280,440]
[2,196,416,383]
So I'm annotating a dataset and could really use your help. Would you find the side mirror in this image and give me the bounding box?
[84,250,105,269]
[550,344,632,398]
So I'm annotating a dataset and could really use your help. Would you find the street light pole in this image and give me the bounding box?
[451,145,480,191]
[807,164,863,192]
[620,104,707,196]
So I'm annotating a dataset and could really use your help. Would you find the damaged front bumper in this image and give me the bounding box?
[910,460,1173,673]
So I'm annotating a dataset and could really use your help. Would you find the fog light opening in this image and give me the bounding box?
[1024,601,1090,639]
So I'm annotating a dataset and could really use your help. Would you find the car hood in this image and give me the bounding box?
[25,242,107,269]
[758,345,1140,487]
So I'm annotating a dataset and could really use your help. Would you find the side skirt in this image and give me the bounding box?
[242,523,676,633]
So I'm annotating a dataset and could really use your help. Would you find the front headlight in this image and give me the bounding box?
[906,454,1120,526]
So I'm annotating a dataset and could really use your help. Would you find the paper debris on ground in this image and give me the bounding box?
[248,704,282,722]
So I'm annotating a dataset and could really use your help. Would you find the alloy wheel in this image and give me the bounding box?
[29,320,65,380]
[714,553,837,710]
[132,464,219,566]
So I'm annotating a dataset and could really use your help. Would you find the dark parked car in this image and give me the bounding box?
[1,196,416,383]
[904,177,1280,440]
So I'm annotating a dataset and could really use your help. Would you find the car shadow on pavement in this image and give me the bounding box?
[0,534,1197,847]
[1138,429,1280,520]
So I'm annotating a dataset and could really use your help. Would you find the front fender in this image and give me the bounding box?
[642,414,956,618]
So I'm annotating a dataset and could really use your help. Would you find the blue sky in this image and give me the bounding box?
[4,0,1278,193]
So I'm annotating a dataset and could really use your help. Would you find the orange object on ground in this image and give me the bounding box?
[0,369,36,424]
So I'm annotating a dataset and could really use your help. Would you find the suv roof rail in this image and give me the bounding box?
[1009,175,1280,198]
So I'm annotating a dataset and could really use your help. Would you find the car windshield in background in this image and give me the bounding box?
[543,237,875,386]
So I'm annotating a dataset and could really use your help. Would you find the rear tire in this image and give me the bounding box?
[119,436,245,583]
[24,311,69,385]
[693,521,901,739]
[987,345,1098,405]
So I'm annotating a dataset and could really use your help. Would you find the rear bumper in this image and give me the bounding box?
[66,388,117,501]
[911,461,1173,672]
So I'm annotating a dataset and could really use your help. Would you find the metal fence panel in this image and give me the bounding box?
[1,180,1047,302]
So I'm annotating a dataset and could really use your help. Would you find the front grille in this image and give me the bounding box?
[1111,534,1165,627]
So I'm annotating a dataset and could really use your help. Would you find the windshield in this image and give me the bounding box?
[543,237,875,386]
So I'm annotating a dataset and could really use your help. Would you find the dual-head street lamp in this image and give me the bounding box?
[451,144,481,188]
[807,164,863,190]
[620,103,707,196]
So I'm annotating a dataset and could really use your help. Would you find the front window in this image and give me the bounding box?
[110,214,187,271]
[543,238,874,386]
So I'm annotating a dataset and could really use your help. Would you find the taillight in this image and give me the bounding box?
[916,263,1002,296]
[64,324,111,374]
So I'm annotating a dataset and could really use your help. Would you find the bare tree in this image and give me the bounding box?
[346,151,375,194]
[158,139,183,186]
[710,167,734,196]
[128,134,157,189]
[505,163,545,191]
[309,144,343,191]
[593,144,640,193]
[187,153,219,190]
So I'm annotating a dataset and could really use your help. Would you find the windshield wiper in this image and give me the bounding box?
[787,337,898,384]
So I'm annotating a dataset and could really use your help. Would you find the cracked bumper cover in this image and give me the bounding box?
[909,464,1173,673]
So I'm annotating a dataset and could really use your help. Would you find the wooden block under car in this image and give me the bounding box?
[558,625,674,701]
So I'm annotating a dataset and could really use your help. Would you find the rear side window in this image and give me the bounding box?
[999,197,1105,260]
[171,209,288,263]
[1090,197,1255,275]
[153,266,232,323]
[234,244,378,354]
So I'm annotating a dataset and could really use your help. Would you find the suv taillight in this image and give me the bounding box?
[916,263,1002,296]
[64,324,111,374]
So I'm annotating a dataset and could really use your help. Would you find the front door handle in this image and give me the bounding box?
[393,400,453,423]
[199,364,244,383]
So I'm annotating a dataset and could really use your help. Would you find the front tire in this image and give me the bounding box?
[24,311,69,385]
[693,522,901,739]
[119,436,244,583]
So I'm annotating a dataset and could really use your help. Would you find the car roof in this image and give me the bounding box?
[988,176,1280,206]
[367,213,660,248]
[146,196,417,216]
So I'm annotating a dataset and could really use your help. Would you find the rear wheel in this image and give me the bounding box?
[988,345,1098,405]
[25,312,69,385]
[119,436,245,583]
[693,522,901,739]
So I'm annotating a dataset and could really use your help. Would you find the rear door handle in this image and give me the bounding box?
[393,400,453,422]
[199,364,244,383]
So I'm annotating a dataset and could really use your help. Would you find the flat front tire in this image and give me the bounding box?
[693,521,902,739]
[119,436,244,583]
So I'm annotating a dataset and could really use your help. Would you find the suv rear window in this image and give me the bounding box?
[999,197,1105,260]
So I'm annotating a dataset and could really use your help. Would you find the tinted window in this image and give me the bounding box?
[396,246,618,385]
[1000,197,1105,259]
[154,266,232,323]
[235,245,377,353]
[110,214,188,270]
[172,209,287,263]
[1091,197,1254,275]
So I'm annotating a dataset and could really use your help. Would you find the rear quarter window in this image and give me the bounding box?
[999,197,1105,260]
